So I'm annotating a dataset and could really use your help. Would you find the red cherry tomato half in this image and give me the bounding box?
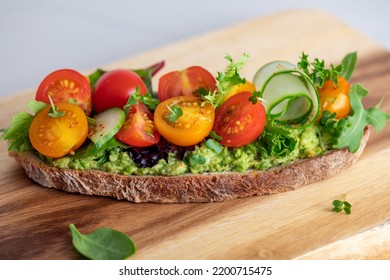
[213,91,266,148]
[93,69,148,113]
[115,103,160,147]
[35,69,92,115]
[158,66,216,101]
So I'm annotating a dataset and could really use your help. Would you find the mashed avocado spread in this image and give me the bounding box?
[49,122,332,176]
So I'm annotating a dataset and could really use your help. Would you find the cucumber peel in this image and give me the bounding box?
[253,61,320,127]
[88,107,126,148]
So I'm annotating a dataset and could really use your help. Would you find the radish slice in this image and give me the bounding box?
[253,61,319,126]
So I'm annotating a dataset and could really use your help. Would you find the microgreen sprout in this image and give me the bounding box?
[48,96,64,118]
[167,104,183,123]
[332,198,352,214]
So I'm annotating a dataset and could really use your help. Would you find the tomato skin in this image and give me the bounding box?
[93,69,148,113]
[115,103,160,147]
[35,69,92,115]
[154,96,215,146]
[318,76,351,120]
[29,103,88,158]
[223,81,256,103]
[213,91,266,148]
[158,66,216,101]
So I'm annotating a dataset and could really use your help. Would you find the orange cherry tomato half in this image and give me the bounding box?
[35,69,92,116]
[158,66,216,101]
[154,96,215,146]
[213,91,266,148]
[29,103,88,158]
[317,76,351,120]
[115,103,160,147]
[223,80,256,103]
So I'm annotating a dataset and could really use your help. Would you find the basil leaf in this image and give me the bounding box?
[340,52,357,81]
[69,224,136,260]
[333,83,390,152]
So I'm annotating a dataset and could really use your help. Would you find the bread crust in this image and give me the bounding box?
[10,129,370,203]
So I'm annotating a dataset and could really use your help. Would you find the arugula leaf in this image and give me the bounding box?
[201,53,248,108]
[340,52,357,81]
[69,224,136,260]
[330,84,390,152]
[167,104,183,123]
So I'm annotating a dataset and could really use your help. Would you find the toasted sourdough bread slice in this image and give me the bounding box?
[10,128,370,203]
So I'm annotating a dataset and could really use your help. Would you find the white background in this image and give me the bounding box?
[1,0,389,97]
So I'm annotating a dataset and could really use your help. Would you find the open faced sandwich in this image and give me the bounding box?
[1,52,389,203]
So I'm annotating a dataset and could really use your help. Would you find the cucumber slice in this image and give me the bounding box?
[88,107,126,148]
[253,61,319,127]
[253,60,296,90]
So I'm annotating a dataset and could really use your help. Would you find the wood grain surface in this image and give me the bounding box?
[1,9,390,260]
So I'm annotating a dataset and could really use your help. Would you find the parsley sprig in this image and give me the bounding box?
[201,53,249,108]
[297,52,343,88]
[123,86,160,114]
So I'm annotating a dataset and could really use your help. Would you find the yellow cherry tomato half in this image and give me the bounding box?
[317,76,351,120]
[154,96,215,146]
[223,80,256,103]
[29,102,88,158]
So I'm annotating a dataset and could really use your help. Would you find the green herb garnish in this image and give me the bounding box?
[298,52,343,88]
[209,131,223,141]
[1,100,47,152]
[69,223,136,260]
[167,104,183,123]
[205,138,223,154]
[320,84,390,152]
[123,86,160,114]
[189,154,206,165]
[48,96,64,118]
[332,199,352,214]
[201,53,248,108]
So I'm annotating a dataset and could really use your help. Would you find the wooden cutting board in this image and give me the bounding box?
[1,9,390,260]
